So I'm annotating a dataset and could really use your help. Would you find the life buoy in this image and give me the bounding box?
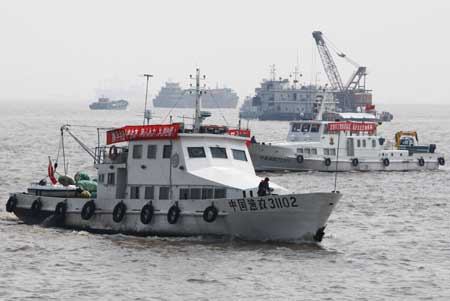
[383,158,390,167]
[140,202,154,224]
[438,157,445,166]
[31,199,42,216]
[81,200,96,220]
[296,155,304,164]
[351,158,359,167]
[55,201,67,217]
[112,201,127,223]
[6,195,18,213]
[109,145,118,160]
[324,158,331,166]
[418,158,425,166]
[167,204,180,224]
[203,205,218,223]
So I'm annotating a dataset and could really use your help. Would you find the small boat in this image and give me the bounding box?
[89,97,128,110]
[249,115,445,172]
[6,69,341,242]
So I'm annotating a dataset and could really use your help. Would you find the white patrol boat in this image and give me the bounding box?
[5,69,341,242]
[249,113,445,172]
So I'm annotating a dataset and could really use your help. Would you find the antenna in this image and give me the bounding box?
[270,64,276,81]
[143,74,153,125]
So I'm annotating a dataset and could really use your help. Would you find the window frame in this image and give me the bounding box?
[187,147,206,158]
[159,186,170,200]
[231,149,248,161]
[210,147,228,159]
[144,186,154,199]
[147,145,157,159]
[132,144,143,159]
[162,145,172,159]
[130,186,140,199]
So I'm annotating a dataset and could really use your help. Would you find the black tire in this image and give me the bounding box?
[31,199,42,216]
[351,158,359,167]
[324,158,331,166]
[112,201,127,223]
[383,158,390,167]
[203,205,218,223]
[55,201,67,217]
[6,195,17,213]
[296,155,304,164]
[418,158,425,166]
[438,157,445,166]
[167,204,180,225]
[140,202,154,224]
[81,200,96,220]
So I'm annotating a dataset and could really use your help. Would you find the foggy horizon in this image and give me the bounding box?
[1,0,449,105]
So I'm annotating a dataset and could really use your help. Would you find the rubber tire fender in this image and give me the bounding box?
[351,158,359,167]
[383,158,390,167]
[324,158,331,167]
[167,204,180,225]
[31,199,42,216]
[418,158,425,167]
[55,201,67,217]
[438,157,445,166]
[296,155,304,164]
[203,205,218,223]
[6,195,18,213]
[140,202,154,224]
[112,201,127,223]
[81,200,96,220]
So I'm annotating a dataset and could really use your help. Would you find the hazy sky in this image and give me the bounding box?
[1,0,449,104]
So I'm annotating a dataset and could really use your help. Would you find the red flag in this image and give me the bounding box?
[48,158,58,185]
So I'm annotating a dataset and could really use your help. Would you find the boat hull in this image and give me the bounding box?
[8,192,341,242]
[249,143,443,172]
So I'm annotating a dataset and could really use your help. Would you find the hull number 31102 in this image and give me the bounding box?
[228,196,298,212]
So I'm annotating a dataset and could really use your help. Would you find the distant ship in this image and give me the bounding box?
[239,74,336,121]
[89,97,129,110]
[153,82,239,108]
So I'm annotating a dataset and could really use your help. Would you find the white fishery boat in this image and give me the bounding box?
[6,69,341,242]
[249,113,445,172]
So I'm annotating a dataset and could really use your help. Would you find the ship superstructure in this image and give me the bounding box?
[153,82,239,108]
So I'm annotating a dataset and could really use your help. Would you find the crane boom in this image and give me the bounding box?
[312,31,345,91]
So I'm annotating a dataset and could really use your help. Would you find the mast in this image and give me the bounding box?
[143,74,153,125]
[190,68,206,132]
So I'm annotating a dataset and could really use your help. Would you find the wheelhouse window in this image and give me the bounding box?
[163,145,172,159]
[357,140,361,148]
[190,188,201,199]
[144,186,154,199]
[202,188,213,199]
[310,124,320,133]
[133,144,143,159]
[159,186,169,200]
[107,173,115,185]
[291,123,302,132]
[147,145,157,159]
[301,124,311,132]
[188,147,206,158]
[210,147,228,159]
[214,188,226,199]
[179,188,190,200]
[362,140,367,148]
[372,140,377,148]
[232,149,247,161]
[98,174,105,184]
[130,186,140,199]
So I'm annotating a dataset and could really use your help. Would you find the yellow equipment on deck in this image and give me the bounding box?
[395,131,418,148]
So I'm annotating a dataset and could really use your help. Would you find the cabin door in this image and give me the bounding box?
[347,138,355,157]
[115,168,127,199]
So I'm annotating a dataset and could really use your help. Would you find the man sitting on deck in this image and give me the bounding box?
[257,177,272,196]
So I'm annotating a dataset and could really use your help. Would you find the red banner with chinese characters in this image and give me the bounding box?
[227,129,251,137]
[328,122,376,133]
[106,124,180,144]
